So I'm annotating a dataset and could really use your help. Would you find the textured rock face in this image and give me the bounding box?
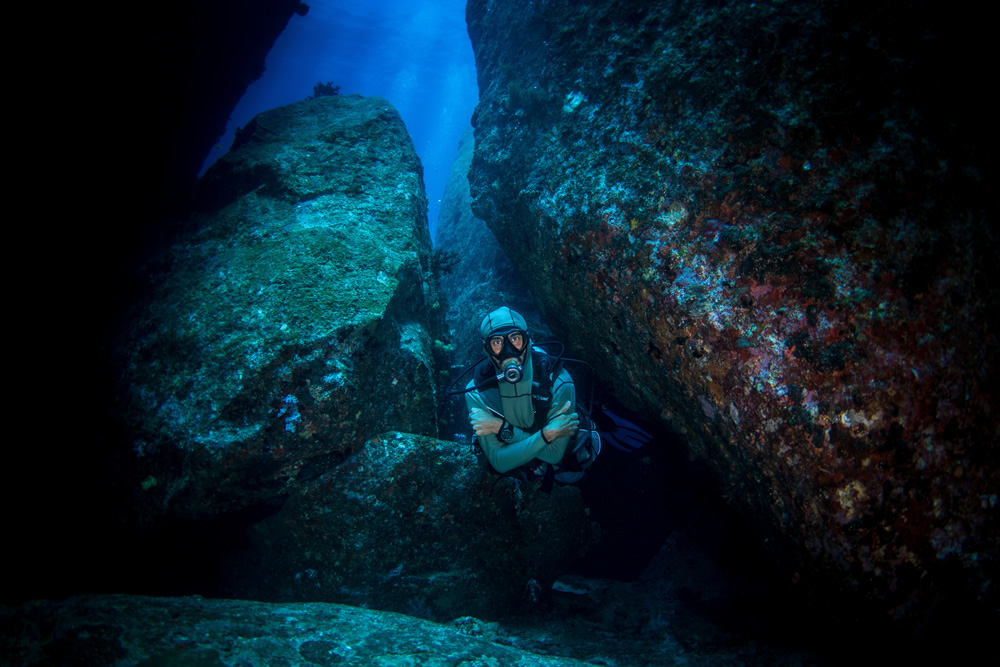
[0,595,583,666]
[220,431,594,618]
[111,95,438,524]
[436,127,552,368]
[467,0,997,622]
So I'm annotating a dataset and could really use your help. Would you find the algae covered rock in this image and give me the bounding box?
[0,594,586,666]
[466,0,998,623]
[111,95,438,523]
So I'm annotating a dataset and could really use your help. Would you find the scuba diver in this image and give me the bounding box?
[449,306,650,489]
[467,307,581,476]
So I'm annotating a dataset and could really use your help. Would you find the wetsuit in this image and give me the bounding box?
[465,351,576,474]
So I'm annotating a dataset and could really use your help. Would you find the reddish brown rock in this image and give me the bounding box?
[466,0,998,626]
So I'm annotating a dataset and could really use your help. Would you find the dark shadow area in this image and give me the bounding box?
[2,424,284,606]
[544,385,999,664]
[129,502,288,598]
[573,401,675,581]
[575,392,807,613]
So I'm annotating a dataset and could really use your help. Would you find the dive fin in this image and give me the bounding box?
[598,407,652,450]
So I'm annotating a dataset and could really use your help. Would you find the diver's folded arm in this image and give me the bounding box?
[533,431,571,464]
[479,430,550,473]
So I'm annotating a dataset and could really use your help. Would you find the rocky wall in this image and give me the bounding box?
[466,0,998,625]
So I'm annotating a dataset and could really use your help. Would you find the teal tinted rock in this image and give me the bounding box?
[112,95,437,522]
[434,126,551,365]
[1,594,586,666]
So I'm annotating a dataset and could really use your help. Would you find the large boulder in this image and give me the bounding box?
[110,95,438,526]
[102,96,595,617]
[466,0,998,625]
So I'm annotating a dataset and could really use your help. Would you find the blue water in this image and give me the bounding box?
[199,0,479,240]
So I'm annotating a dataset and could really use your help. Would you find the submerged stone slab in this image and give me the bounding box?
[466,0,998,623]
[0,594,584,666]
[111,95,437,523]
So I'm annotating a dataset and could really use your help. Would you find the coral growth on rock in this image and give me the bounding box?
[466,0,998,624]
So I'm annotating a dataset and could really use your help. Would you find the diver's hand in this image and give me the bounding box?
[542,401,579,442]
[469,408,503,436]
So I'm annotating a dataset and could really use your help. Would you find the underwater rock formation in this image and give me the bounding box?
[466,0,998,624]
[435,127,551,366]
[0,594,583,666]
[220,431,593,618]
[110,95,438,526]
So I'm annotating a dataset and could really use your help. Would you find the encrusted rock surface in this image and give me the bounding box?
[435,126,551,366]
[110,95,438,524]
[0,595,584,666]
[219,431,595,619]
[467,0,998,624]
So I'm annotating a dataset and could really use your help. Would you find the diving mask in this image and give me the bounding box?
[485,330,528,383]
